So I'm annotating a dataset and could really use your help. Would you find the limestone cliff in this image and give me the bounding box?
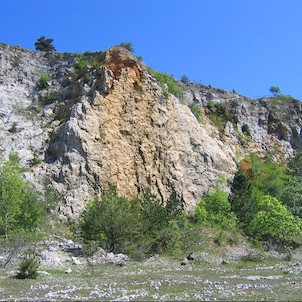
[0,43,301,217]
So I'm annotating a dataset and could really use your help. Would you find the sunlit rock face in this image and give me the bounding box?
[0,43,300,218]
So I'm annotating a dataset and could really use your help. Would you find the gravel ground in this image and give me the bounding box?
[1,256,302,301]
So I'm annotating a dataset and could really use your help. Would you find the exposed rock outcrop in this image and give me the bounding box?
[0,43,301,218]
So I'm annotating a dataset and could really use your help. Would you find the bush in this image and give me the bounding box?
[0,154,46,243]
[73,54,88,78]
[39,90,57,105]
[79,188,140,253]
[188,102,203,122]
[288,149,302,177]
[38,74,49,89]
[269,86,281,96]
[249,195,302,246]
[16,249,40,279]
[34,36,56,52]
[279,176,302,218]
[118,42,134,52]
[79,188,188,257]
[148,68,183,99]
[194,189,237,230]
[8,122,18,133]
[181,75,189,83]
[206,101,228,132]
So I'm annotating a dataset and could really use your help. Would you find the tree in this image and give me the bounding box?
[288,149,302,177]
[181,75,189,84]
[79,188,140,253]
[0,154,45,244]
[34,36,56,52]
[249,195,302,246]
[269,86,281,96]
[280,176,302,218]
[195,189,237,229]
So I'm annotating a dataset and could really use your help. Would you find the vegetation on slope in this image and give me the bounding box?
[76,151,302,259]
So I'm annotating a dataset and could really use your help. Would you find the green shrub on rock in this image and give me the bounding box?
[148,68,183,99]
[38,74,49,89]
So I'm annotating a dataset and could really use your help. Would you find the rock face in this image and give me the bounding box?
[0,43,301,218]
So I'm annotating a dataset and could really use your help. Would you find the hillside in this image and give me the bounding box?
[0,43,301,218]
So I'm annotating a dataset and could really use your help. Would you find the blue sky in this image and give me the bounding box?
[1,0,302,100]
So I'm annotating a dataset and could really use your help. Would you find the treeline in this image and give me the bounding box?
[1,151,302,261]
[78,151,302,258]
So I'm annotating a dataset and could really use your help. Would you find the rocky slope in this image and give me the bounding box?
[0,43,301,218]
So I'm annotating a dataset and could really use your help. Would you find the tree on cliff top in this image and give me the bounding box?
[34,36,56,52]
[269,86,281,96]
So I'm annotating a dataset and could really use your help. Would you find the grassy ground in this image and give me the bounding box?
[1,257,302,301]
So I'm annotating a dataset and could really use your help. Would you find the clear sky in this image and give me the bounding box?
[1,0,302,100]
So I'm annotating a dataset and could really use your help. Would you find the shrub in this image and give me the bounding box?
[249,195,302,246]
[139,189,169,254]
[148,68,183,99]
[34,36,56,52]
[16,249,40,279]
[72,54,94,84]
[279,176,302,218]
[8,122,18,133]
[194,189,237,230]
[188,102,203,122]
[230,154,288,232]
[38,74,49,89]
[0,154,46,243]
[79,188,188,257]
[118,42,134,52]
[206,101,228,132]
[79,188,140,253]
[269,86,281,96]
[288,149,302,177]
[181,75,189,83]
[73,54,88,78]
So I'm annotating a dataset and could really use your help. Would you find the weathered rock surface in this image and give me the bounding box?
[0,43,301,217]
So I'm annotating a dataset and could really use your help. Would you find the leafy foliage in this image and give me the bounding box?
[73,54,89,78]
[288,149,302,177]
[16,249,40,279]
[206,101,228,132]
[279,177,302,218]
[38,74,49,89]
[72,53,102,83]
[249,195,302,244]
[194,189,237,230]
[0,154,46,243]
[230,154,302,247]
[269,86,281,96]
[79,188,189,256]
[79,188,140,253]
[34,36,56,52]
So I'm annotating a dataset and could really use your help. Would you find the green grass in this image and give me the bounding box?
[267,95,296,105]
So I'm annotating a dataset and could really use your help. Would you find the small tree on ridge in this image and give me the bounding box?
[35,36,56,52]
